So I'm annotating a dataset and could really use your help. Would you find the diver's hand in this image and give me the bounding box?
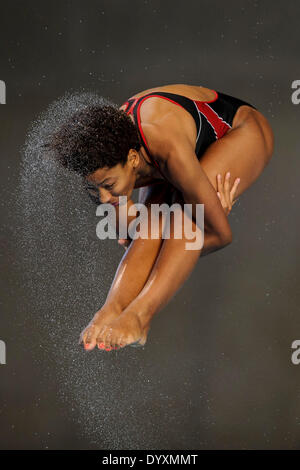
[216,172,240,216]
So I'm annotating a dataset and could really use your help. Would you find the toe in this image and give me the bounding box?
[110,334,118,350]
[83,325,99,351]
[118,336,127,349]
[138,333,147,346]
[103,328,113,351]
[96,328,107,350]
[96,326,107,347]
[84,340,97,351]
[138,326,150,346]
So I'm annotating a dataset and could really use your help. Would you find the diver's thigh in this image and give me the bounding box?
[198,115,272,201]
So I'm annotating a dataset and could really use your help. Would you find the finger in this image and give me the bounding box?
[224,172,232,208]
[217,174,227,209]
[218,173,228,203]
[224,171,230,191]
[217,192,226,211]
[217,173,224,192]
[230,178,241,202]
[216,174,225,202]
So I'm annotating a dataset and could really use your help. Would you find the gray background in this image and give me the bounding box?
[0,0,300,450]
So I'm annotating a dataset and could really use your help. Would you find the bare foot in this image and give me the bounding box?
[79,304,123,351]
[96,305,151,351]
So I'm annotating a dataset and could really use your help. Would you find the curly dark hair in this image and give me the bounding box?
[43,103,141,176]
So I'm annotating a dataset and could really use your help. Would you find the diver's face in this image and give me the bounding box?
[84,150,139,206]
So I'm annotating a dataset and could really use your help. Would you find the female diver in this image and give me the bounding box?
[46,84,274,351]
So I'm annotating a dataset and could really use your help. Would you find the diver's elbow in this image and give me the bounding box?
[218,230,233,248]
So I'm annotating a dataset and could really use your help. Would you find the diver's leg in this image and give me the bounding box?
[80,182,174,349]
[98,188,203,349]
[198,107,274,200]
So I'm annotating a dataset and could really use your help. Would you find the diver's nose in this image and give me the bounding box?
[98,187,111,204]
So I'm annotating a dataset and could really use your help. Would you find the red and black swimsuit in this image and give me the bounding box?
[121,89,257,173]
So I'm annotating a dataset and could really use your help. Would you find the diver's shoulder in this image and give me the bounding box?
[140,119,189,163]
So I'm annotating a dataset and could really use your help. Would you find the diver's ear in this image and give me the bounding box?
[127,148,139,169]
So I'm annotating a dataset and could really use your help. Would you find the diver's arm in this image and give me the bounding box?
[141,123,232,246]
[114,198,136,242]
[102,183,173,312]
